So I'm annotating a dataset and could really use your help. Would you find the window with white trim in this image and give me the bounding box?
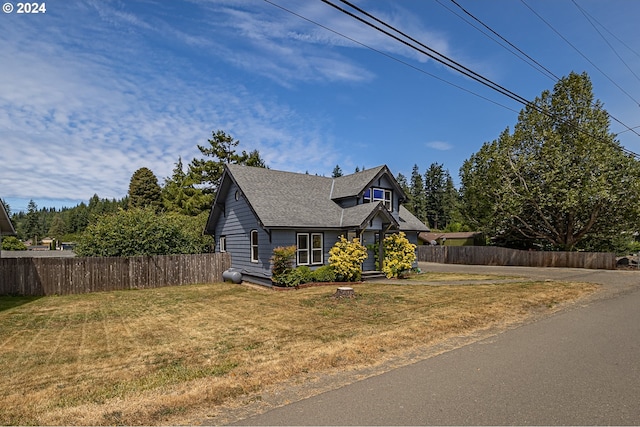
[364,187,392,210]
[219,236,226,253]
[250,230,259,263]
[296,232,323,265]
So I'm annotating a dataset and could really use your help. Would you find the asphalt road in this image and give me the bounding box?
[231,263,640,426]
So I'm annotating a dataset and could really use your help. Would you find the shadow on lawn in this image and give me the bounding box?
[0,296,42,313]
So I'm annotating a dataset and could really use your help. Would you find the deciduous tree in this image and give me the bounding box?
[460,72,640,250]
[75,207,208,257]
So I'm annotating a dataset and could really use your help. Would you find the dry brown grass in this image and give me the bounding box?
[0,278,598,425]
[407,271,516,281]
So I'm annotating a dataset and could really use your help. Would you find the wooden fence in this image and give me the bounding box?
[0,253,231,296]
[418,245,616,270]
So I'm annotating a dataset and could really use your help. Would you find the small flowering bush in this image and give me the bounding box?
[329,236,368,281]
[382,232,416,278]
[270,245,296,285]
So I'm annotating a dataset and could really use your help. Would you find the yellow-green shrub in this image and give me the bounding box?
[328,236,368,281]
[382,232,416,278]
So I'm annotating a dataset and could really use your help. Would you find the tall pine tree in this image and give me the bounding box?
[188,130,267,198]
[128,167,163,211]
[409,165,427,225]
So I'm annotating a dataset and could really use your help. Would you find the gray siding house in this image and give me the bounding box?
[204,164,429,285]
[1,200,16,258]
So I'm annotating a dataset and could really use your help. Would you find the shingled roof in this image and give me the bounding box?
[206,164,428,232]
[0,201,16,236]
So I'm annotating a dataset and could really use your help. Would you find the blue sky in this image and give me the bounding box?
[2,0,640,213]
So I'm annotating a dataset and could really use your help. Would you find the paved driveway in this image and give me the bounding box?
[419,261,640,288]
[226,263,640,426]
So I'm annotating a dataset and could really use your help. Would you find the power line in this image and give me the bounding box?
[520,0,640,108]
[438,0,640,139]
[264,0,640,157]
[571,0,640,84]
[332,0,640,143]
[571,1,640,60]
[325,0,532,108]
[578,9,640,60]
[261,0,518,113]
[441,0,559,82]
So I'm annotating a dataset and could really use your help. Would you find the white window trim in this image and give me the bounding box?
[311,233,323,264]
[297,233,309,266]
[219,236,226,253]
[250,230,259,263]
[364,187,393,211]
[296,232,323,265]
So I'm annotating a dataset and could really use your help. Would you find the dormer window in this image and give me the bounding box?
[364,188,392,211]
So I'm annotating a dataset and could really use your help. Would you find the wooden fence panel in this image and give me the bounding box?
[417,246,616,270]
[0,253,231,296]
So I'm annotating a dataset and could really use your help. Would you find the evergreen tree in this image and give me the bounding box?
[163,157,210,216]
[332,165,343,178]
[441,175,464,231]
[188,130,267,197]
[23,200,41,243]
[409,165,427,225]
[424,163,461,230]
[128,167,163,211]
[396,172,411,207]
[244,149,267,168]
[48,214,67,241]
[66,202,89,234]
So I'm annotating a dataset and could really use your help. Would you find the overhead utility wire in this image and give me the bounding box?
[520,0,640,107]
[442,0,640,139]
[262,0,518,113]
[322,0,533,108]
[570,2,640,140]
[576,7,640,60]
[571,0,640,84]
[333,0,640,144]
[264,0,640,156]
[444,0,559,82]
[327,0,640,158]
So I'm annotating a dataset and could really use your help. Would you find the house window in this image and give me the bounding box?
[312,233,323,264]
[364,188,392,210]
[219,236,226,253]
[250,230,259,263]
[296,232,323,265]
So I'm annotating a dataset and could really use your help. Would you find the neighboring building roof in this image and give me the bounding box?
[206,164,428,232]
[419,231,483,243]
[0,201,16,236]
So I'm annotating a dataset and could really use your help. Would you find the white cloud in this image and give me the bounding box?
[426,141,454,151]
[0,3,340,204]
[0,0,468,210]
